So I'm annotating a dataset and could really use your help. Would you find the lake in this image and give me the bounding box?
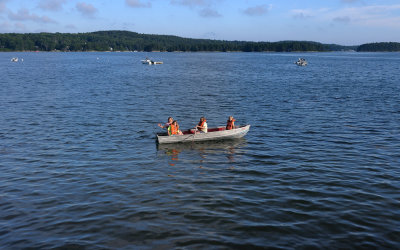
[1,52,399,249]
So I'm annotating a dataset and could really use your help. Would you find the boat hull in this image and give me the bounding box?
[157,125,250,144]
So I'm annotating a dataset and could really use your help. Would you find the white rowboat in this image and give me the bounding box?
[157,125,250,144]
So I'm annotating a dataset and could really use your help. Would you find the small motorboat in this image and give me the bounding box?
[295,58,307,66]
[157,125,250,144]
[141,58,163,65]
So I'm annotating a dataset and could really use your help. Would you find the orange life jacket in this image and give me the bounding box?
[226,119,235,130]
[169,124,179,135]
[198,119,206,128]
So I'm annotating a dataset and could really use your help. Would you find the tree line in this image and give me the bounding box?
[357,42,400,52]
[0,30,357,52]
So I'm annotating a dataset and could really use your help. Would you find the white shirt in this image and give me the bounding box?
[201,122,208,133]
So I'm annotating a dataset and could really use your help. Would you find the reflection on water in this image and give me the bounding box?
[165,148,180,166]
[157,138,247,152]
[157,139,247,168]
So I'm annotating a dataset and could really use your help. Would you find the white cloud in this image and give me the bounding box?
[170,0,222,18]
[0,0,9,13]
[332,4,400,27]
[8,8,57,23]
[243,5,271,16]
[291,9,315,19]
[76,2,98,17]
[38,0,67,11]
[291,4,400,28]
[170,0,207,8]
[125,0,151,8]
[333,16,351,23]
[199,7,221,18]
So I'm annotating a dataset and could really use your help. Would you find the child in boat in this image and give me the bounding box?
[226,116,236,130]
[195,117,208,133]
[168,120,183,136]
[158,117,173,130]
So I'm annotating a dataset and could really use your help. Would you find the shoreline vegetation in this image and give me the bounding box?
[0,30,399,52]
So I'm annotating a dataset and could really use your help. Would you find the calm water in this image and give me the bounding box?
[1,52,399,249]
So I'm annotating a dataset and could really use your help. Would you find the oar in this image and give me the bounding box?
[192,127,197,143]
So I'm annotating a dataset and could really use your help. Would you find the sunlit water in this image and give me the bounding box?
[1,52,399,249]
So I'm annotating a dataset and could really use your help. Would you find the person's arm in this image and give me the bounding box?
[159,122,170,129]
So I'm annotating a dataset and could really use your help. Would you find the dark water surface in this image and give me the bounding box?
[1,52,399,249]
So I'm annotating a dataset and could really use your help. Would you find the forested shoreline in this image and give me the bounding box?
[357,42,400,52]
[0,30,358,52]
[1,30,396,52]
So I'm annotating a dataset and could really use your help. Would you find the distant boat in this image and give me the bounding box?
[157,125,250,144]
[141,58,163,65]
[295,58,307,66]
[11,57,18,62]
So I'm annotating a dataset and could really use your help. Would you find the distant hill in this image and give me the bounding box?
[357,42,400,52]
[325,44,357,51]
[0,30,354,52]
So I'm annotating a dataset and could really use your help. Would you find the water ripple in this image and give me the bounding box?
[1,52,399,249]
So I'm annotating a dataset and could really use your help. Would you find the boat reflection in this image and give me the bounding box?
[157,138,247,167]
[165,148,180,166]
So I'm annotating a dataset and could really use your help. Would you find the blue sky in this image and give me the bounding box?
[1,0,399,45]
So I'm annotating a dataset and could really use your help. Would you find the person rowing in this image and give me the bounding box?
[195,117,208,133]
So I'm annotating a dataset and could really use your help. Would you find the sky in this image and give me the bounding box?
[0,0,400,45]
